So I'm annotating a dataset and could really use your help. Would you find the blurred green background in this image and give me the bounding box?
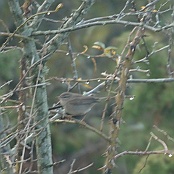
[0,0,174,173]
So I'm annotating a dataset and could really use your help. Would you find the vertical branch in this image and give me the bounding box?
[166,30,173,77]
[103,27,145,173]
[32,59,53,174]
[67,38,81,92]
[16,55,27,174]
[166,4,174,77]
[8,0,54,173]
[7,1,27,173]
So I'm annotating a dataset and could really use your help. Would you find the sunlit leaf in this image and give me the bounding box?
[92,41,105,50]
[55,3,63,12]
[141,6,146,11]
[141,6,157,13]
[152,9,157,12]
[77,77,82,81]
[104,46,117,57]
[82,83,92,89]
[92,45,103,50]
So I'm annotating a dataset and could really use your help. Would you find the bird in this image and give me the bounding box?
[58,92,100,116]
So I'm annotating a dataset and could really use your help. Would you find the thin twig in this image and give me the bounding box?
[114,149,173,159]
[53,118,110,142]
[153,125,174,143]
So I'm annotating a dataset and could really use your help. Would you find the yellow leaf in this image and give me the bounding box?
[92,45,103,50]
[92,41,105,50]
[141,6,146,11]
[82,84,92,89]
[55,3,63,12]
[104,46,117,57]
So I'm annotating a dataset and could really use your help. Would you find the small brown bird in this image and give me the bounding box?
[59,92,99,116]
